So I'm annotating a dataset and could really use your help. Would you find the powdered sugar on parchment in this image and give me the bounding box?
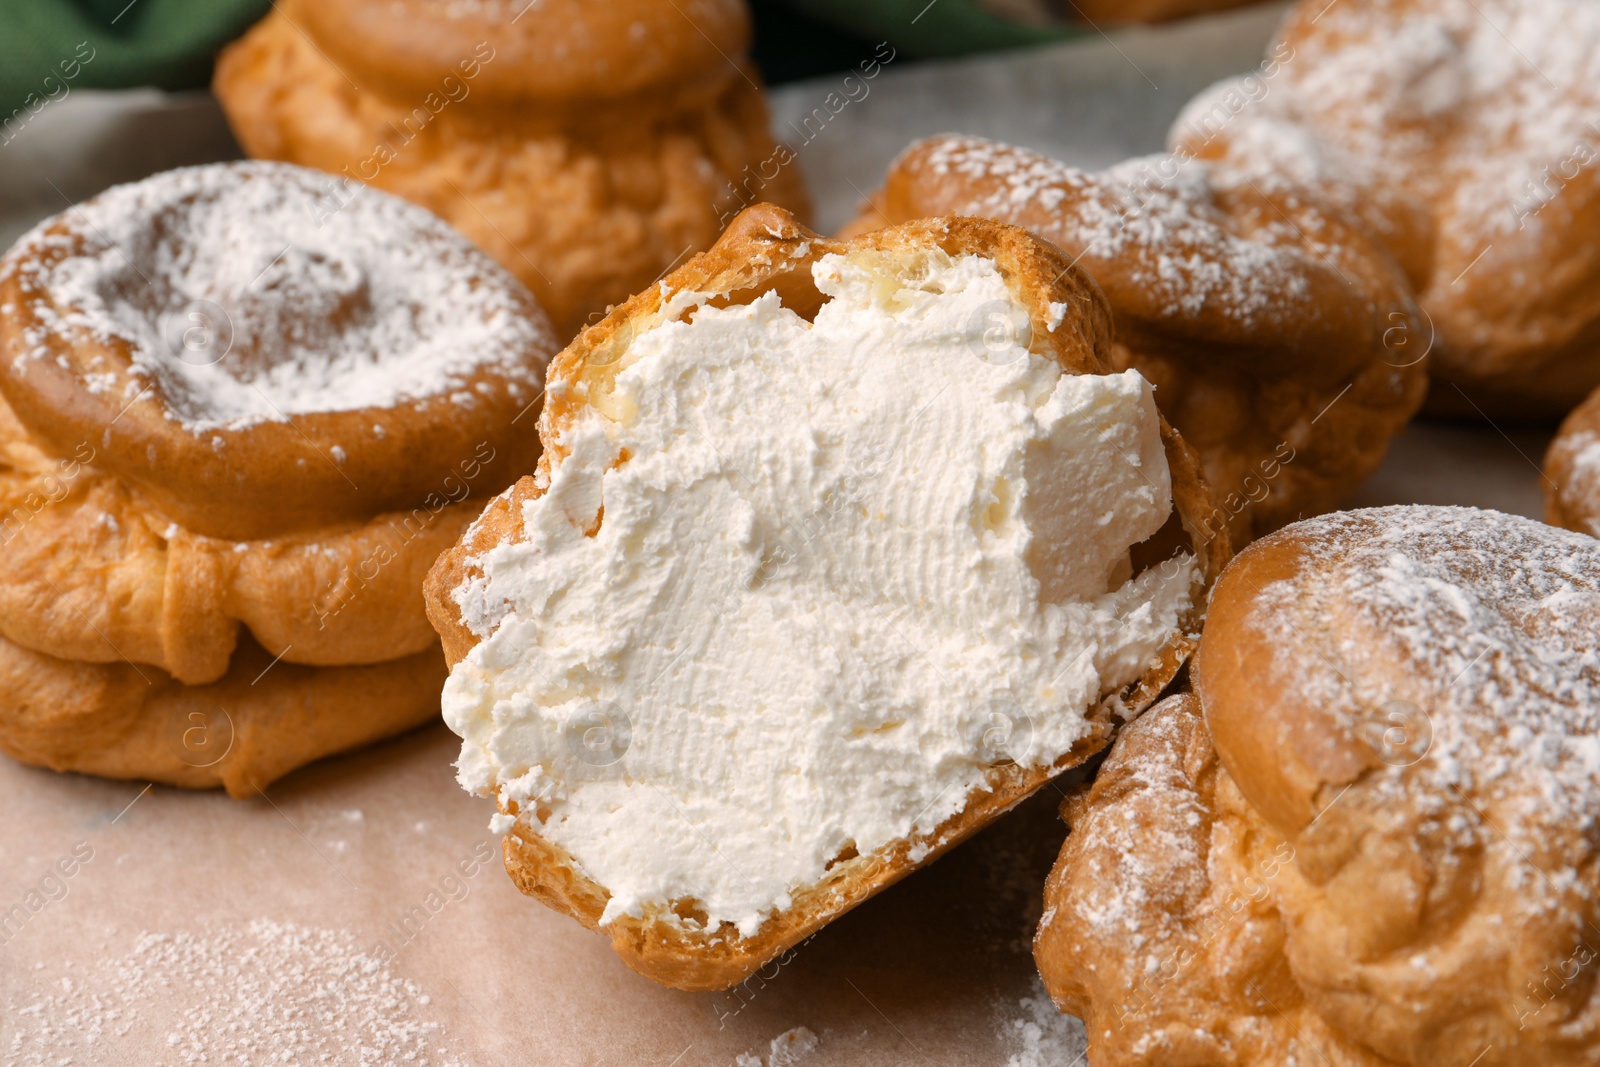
[0,161,551,433]
[733,1026,820,1067]
[3,920,462,1066]
[996,976,1089,1067]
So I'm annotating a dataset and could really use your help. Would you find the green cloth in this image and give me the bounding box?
[0,0,269,131]
[0,0,1071,131]
[774,0,1080,57]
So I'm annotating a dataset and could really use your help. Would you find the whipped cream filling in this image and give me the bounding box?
[443,250,1198,937]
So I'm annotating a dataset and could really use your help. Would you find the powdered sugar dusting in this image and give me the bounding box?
[0,161,552,433]
[3,920,462,1065]
[1253,506,1600,861]
[1194,0,1600,240]
[1055,695,1212,966]
[996,976,1089,1067]
[906,135,1312,326]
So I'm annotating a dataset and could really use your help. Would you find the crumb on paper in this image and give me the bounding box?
[735,1025,819,1067]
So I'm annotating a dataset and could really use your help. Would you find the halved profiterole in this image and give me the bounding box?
[424,204,1231,990]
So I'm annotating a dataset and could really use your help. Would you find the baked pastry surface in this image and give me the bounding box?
[1177,0,1600,416]
[0,630,445,799]
[0,161,556,787]
[1038,692,1383,1066]
[850,134,1427,545]
[425,204,1231,990]
[1544,385,1600,537]
[213,0,811,340]
[0,161,550,541]
[0,390,475,684]
[1038,506,1600,1065]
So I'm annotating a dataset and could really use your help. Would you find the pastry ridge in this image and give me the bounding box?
[0,629,446,798]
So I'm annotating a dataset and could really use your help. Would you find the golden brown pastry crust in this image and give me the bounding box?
[1036,693,1389,1066]
[0,392,478,685]
[213,0,811,341]
[0,629,445,799]
[1179,0,1600,417]
[0,167,551,543]
[1039,506,1600,1066]
[424,203,1232,991]
[849,135,1427,546]
[295,0,750,107]
[0,162,551,686]
[1544,384,1600,537]
[0,160,553,790]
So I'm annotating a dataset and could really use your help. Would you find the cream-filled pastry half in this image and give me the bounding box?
[425,205,1229,990]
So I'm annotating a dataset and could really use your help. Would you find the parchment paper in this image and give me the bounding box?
[0,6,1559,1064]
